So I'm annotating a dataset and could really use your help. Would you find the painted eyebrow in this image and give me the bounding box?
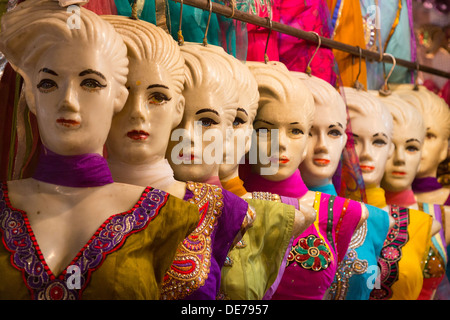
[39,68,58,76]
[237,108,248,115]
[147,84,169,90]
[79,69,106,80]
[329,122,344,129]
[290,122,300,125]
[254,119,274,125]
[373,133,388,138]
[195,108,219,116]
[406,138,421,143]
[351,133,359,138]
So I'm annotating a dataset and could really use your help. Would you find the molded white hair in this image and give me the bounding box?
[102,15,185,95]
[343,87,394,138]
[293,71,347,125]
[391,84,450,140]
[180,43,239,124]
[370,91,426,142]
[246,61,315,127]
[0,0,128,88]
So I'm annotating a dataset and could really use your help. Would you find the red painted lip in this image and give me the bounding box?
[360,165,375,173]
[392,171,406,176]
[179,151,195,161]
[56,118,80,127]
[127,130,149,141]
[313,158,330,166]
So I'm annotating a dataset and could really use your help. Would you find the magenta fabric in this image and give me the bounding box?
[276,0,337,85]
[83,0,118,15]
[183,186,248,299]
[243,169,308,199]
[412,177,445,193]
[385,189,417,207]
[244,169,362,299]
[246,1,280,62]
[32,146,113,188]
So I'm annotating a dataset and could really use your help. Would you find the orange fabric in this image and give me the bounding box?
[327,0,368,88]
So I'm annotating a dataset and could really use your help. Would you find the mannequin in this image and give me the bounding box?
[345,87,436,300]
[242,61,368,300]
[102,17,254,300]
[294,73,391,300]
[377,92,449,300]
[205,49,316,299]
[391,84,450,206]
[0,0,199,300]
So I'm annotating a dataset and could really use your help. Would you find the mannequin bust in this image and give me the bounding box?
[291,74,392,300]
[242,61,368,300]
[0,0,198,300]
[377,91,448,299]
[345,87,437,300]
[391,84,450,206]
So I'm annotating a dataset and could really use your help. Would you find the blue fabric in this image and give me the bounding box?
[311,184,390,300]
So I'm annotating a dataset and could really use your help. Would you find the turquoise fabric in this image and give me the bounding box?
[311,184,390,300]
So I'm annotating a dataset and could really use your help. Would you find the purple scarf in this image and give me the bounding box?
[32,146,113,187]
[243,169,309,198]
[412,177,443,193]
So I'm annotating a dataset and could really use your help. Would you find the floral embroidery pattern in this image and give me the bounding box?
[160,182,223,300]
[288,234,331,271]
[370,205,409,300]
[0,183,166,300]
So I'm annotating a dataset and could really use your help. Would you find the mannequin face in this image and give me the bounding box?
[299,104,347,187]
[166,83,236,182]
[106,57,183,165]
[219,103,253,180]
[350,114,394,188]
[382,122,423,191]
[416,113,449,178]
[252,100,309,181]
[29,43,122,156]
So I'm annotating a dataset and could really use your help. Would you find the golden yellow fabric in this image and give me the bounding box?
[390,208,432,300]
[220,199,295,300]
[365,187,388,209]
[0,194,199,300]
[221,176,247,198]
[328,0,368,88]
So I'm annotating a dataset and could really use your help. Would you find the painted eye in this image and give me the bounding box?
[37,79,58,93]
[199,118,218,128]
[233,117,246,127]
[80,78,106,91]
[291,128,304,135]
[328,129,342,137]
[148,92,171,105]
[406,145,419,153]
[373,139,387,147]
[426,132,437,139]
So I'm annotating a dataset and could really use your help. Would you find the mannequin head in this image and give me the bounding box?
[344,87,394,189]
[0,0,128,156]
[392,84,450,178]
[294,72,348,187]
[378,93,426,192]
[215,53,259,181]
[166,43,239,183]
[247,61,315,181]
[102,16,185,166]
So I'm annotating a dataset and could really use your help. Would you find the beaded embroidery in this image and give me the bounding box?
[287,234,332,271]
[160,182,223,300]
[0,182,165,300]
[369,205,409,300]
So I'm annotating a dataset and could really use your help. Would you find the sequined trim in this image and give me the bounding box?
[287,234,332,271]
[369,205,409,300]
[327,221,368,300]
[160,182,223,300]
[0,182,165,300]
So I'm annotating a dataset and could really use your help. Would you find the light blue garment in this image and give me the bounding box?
[310,183,390,300]
[359,0,413,90]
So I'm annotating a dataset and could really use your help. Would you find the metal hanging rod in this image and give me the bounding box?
[172,0,450,79]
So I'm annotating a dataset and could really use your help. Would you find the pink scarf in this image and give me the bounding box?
[243,169,308,198]
[385,189,417,207]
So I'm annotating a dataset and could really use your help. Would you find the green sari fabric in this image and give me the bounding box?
[220,199,295,300]
[0,188,199,300]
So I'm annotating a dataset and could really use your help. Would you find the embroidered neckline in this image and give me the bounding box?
[369,205,409,300]
[0,182,166,300]
[160,182,224,300]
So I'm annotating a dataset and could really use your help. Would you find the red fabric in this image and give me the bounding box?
[83,0,117,15]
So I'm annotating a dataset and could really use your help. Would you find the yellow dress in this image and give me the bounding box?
[366,187,432,300]
[0,183,199,300]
